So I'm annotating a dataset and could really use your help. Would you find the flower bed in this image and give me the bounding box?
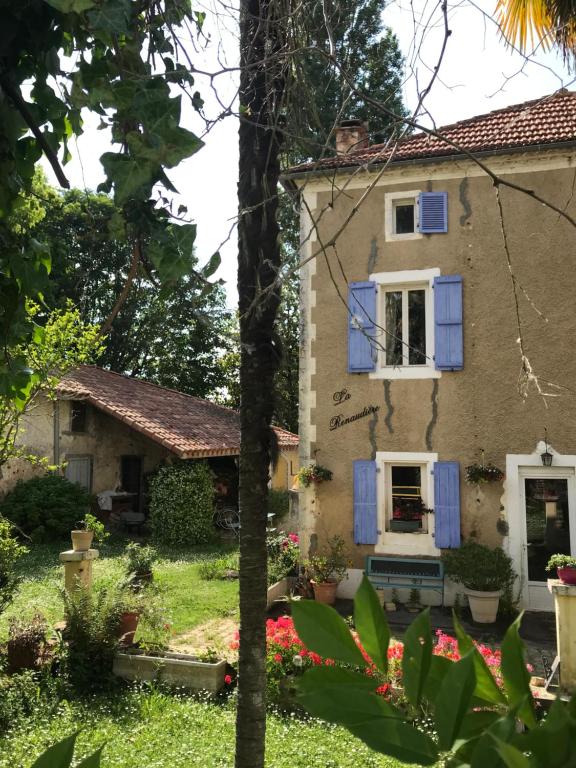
[242,615,510,704]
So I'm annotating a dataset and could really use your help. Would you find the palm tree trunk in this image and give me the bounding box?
[235,0,285,763]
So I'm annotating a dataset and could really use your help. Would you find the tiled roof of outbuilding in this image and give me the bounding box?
[56,366,298,459]
[287,90,576,176]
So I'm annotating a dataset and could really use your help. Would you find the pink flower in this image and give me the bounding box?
[274,653,282,663]
[224,675,232,685]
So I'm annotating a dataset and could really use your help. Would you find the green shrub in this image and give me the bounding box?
[268,489,290,520]
[442,540,515,592]
[149,462,215,546]
[0,670,48,735]
[198,552,239,581]
[0,474,92,539]
[0,518,27,614]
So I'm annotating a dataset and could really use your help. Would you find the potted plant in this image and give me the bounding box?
[125,542,157,587]
[296,464,333,488]
[465,458,504,485]
[546,554,576,585]
[71,513,109,551]
[7,613,47,673]
[390,497,432,532]
[442,541,515,623]
[306,535,348,605]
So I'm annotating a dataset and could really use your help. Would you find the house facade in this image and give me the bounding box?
[286,90,576,611]
[2,366,298,518]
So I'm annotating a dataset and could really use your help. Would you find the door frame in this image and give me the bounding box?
[506,443,576,611]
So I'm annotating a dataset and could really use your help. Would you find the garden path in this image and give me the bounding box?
[171,617,238,659]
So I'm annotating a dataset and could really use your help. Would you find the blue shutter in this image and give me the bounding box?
[348,281,376,373]
[353,460,378,545]
[419,192,448,233]
[434,461,460,548]
[434,275,463,370]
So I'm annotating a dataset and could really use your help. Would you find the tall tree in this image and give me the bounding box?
[0,0,205,403]
[33,185,231,398]
[273,4,408,432]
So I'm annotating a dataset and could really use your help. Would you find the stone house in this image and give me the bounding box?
[284,90,576,611]
[2,365,298,520]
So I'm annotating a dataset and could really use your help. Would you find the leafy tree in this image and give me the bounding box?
[0,301,104,471]
[0,0,204,402]
[31,183,231,398]
[0,519,27,615]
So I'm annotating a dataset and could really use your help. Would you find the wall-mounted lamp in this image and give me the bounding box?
[541,428,553,467]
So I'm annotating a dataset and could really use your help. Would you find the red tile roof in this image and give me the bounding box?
[56,366,298,459]
[287,90,576,175]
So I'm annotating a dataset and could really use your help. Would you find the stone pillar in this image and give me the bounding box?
[59,549,99,592]
[548,579,576,692]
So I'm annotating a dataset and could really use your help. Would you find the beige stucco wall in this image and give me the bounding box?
[271,448,299,490]
[1,397,171,497]
[297,148,576,570]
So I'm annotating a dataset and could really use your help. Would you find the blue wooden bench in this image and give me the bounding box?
[365,556,444,604]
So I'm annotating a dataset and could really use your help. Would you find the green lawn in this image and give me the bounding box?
[0,690,405,768]
[0,536,239,640]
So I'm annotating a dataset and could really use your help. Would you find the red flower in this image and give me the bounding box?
[224,675,232,685]
[273,653,282,663]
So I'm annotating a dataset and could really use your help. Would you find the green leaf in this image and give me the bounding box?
[519,698,576,767]
[435,651,477,751]
[454,612,506,705]
[353,576,390,673]
[31,733,77,768]
[401,608,432,707]
[470,714,517,768]
[76,747,103,767]
[147,223,197,284]
[100,153,158,206]
[491,737,531,768]
[44,0,96,12]
[202,251,221,279]
[348,719,439,766]
[501,614,536,728]
[291,599,367,667]
[422,654,452,703]
[87,0,131,33]
[127,120,203,169]
[458,710,501,740]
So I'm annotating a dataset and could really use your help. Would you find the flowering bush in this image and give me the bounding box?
[267,533,300,586]
[236,615,514,706]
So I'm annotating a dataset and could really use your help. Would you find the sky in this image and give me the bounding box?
[43,0,573,307]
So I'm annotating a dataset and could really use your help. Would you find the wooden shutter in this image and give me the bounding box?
[434,461,460,548]
[348,281,377,373]
[434,275,463,370]
[419,192,448,233]
[353,460,378,545]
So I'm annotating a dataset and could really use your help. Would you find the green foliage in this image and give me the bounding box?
[198,552,239,581]
[0,0,202,402]
[30,733,102,768]
[546,553,576,570]
[149,463,215,547]
[296,464,333,488]
[0,518,27,614]
[442,541,515,592]
[306,535,348,584]
[291,576,576,767]
[125,542,157,577]
[267,489,290,520]
[0,300,103,470]
[267,533,299,586]
[80,514,109,547]
[0,474,92,539]
[0,670,54,737]
[29,183,232,399]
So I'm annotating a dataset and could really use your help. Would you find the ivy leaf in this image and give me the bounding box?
[87,0,131,33]
[401,608,432,707]
[291,599,367,667]
[45,0,96,12]
[100,153,159,205]
[147,223,197,284]
[353,575,389,673]
[434,651,476,751]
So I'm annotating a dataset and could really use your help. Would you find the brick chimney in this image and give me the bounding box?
[335,120,369,155]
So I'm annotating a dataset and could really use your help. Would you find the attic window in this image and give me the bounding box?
[70,401,87,433]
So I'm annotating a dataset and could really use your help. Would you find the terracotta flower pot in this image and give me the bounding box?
[557,566,576,585]
[465,588,502,624]
[118,611,140,645]
[71,530,94,551]
[311,580,338,605]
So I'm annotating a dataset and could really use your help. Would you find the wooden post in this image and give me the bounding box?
[59,549,99,592]
[548,579,576,692]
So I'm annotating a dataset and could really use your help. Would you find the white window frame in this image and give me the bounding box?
[369,268,441,380]
[385,462,429,534]
[375,451,439,556]
[385,190,422,242]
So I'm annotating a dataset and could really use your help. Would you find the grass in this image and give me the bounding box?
[0,689,406,768]
[0,536,239,640]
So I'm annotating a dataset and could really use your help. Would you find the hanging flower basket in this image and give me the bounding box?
[465,462,504,485]
[296,464,333,488]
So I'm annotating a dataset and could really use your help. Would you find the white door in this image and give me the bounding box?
[519,467,576,611]
[65,456,93,491]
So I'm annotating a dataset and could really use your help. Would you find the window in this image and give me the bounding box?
[385,190,422,241]
[70,401,87,433]
[369,268,439,379]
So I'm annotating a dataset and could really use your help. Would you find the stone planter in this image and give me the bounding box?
[71,530,94,552]
[113,650,226,692]
[311,579,338,605]
[266,577,293,609]
[465,588,502,624]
